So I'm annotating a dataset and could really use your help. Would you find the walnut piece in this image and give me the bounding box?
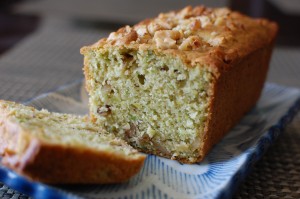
[153,30,181,49]
[107,26,138,45]
[179,36,204,50]
[148,20,173,35]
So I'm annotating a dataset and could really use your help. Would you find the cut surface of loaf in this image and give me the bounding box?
[0,100,145,183]
[81,6,278,163]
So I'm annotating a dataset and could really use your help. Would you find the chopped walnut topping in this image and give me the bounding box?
[122,29,138,44]
[148,20,173,35]
[91,6,274,52]
[207,37,225,47]
[190,19,201,31]
[135,25,148,37]
[214,17,225,26]
[107,26,138,45]
[179,36,204,50]
[197,16,211,28]
[154,30,181,49]
[107,32,119,41]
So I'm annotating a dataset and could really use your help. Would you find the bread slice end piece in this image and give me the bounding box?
[0,100,146,184]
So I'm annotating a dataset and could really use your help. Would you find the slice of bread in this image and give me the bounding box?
[0,100,145,184]
[81,6,278,163]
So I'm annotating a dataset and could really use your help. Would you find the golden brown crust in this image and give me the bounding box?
[198,41,276,162]
[0,100,146,183]
[2,140,145,184]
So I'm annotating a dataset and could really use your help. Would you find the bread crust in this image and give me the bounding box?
[0,101,145,184]
[2,139,145,184]
[198,42,276,162]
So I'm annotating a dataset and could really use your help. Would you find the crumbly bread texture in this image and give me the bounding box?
[0,100,145,184]
[81,6,278,163]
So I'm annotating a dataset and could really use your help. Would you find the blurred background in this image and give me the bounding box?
[0,0,300,198]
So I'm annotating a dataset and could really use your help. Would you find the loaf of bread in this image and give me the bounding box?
[0,100,145,183]
[81,6,278,163]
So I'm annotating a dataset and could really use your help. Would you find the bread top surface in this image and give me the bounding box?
[0,100,144,160]
[81,5,278,69]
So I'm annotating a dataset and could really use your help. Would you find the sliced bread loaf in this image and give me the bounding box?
[0,100,145,184]
[81,6,278,163]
